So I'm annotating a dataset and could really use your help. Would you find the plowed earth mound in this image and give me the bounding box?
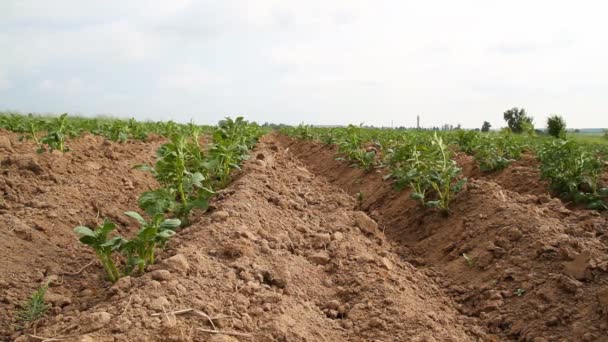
[0,131,164,339]
[279,134,608,341]
[2,133,491,341]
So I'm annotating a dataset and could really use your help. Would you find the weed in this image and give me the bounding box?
[15,280,51,328]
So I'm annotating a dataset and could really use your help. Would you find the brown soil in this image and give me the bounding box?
[460,153,550,198]
[279,134,608,341]
[2,131,608,341]
[2,132,490,341]
[0,131,164,340]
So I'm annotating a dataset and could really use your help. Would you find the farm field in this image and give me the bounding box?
[1,114,608,341]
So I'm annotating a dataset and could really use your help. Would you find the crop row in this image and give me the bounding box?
[4,115,260,286]
[0,112,215,152]
[283,125,608,211]
[72,117,264,283]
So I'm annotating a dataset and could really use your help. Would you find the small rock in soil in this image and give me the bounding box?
[270,266,290,288]
[309,252,331,265]
[562,251,591,280]
[325,300,340,310]
[45,292,72,307]
[111,276,133,293]
[211,210,230,222]
[80,311,112,333]
[150,270,172,281]
[148,296,170,311]
[352,211,378,235]
[332,232,344,241]
[162,254,189,274]
[597,288,608,314]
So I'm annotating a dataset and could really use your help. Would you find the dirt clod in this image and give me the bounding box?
[162,254,189,274]
[353,211,378,235]
[80,311,112,333]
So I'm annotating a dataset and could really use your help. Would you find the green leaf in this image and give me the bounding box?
[124,211,146,225]
[587,200,607,210]
[410,192,424,200]
[425,200,441,208]
[101,236,126,249]
[157,230,176,239]
[160,219,181,229]
[138,189,176,215]
[452,178,467,192]
[78,236,97,246]
[74,226,96,238]
[99,221,117,235]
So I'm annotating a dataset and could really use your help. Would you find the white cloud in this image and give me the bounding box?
[38,77,84,94]
[1,0,608,127]
[157,64,227,91]
[0,70,11,92]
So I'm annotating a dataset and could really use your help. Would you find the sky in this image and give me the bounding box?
[1,1,607,128]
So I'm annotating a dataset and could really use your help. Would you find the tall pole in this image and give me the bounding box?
[417,115,420,129]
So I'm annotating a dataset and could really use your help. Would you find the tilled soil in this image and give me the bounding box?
[279,134,608,341]
[0,131,165,340]
[2,133,489,341]
[2,131,608,341]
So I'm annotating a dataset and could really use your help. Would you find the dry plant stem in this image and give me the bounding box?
[197,328,253,338]
[121,295,133,317]
[62,261,95,276]
[151,308,217,331]
[28,335,66,342]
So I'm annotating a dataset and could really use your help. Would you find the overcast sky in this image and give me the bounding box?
[1,1,607,128]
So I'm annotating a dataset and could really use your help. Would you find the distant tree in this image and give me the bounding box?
[503,107,533,133]
[574,129,580,133]
[481,121,491,132]
[546,115,567,138]
[604,129,608,140]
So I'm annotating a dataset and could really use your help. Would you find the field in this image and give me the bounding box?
[1,114,608,341]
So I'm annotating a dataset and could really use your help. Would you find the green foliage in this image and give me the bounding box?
[136,134,214,224]
[547,115,567,138]
[335,125,377,171]
[537,139,607,209]
[454,130,480,154]
[425,134,467,213]
[74,214,181,281]
[15,280,51,328]
[474,134,525,172]
[38,113,75,153]
[382,133,466,213]
[135,116,262,225]
[291,124,316,140]
[73,220,122,282]
[481,121,491,132]
[503,107,533,134]
[18,114,44,145]
[119,212,180,274]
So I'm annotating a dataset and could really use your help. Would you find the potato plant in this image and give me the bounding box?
[38,113,75,153]
[74,213,181,282]
[334,125,377,171]
[74,220,122,282]
[118,212,181,273]
[136,134,214,224]
[425,134,467,213]
[537,139,607,209]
